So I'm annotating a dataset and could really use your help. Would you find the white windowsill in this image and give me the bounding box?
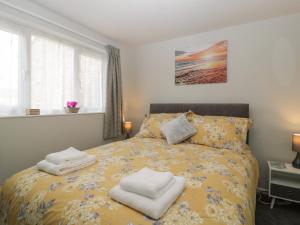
[0,112,104,119]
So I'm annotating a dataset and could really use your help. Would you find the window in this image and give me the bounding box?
[0,29,21,114]
[0,24,107,116]
[31,35,75,113]
[79,52,106,112]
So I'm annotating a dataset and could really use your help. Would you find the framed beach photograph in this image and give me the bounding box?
[175,40,228,85]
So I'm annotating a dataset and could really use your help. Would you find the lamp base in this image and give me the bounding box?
[292,152,300,169]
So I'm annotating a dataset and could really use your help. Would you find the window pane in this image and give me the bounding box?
[31,35,75,113]
[0,29,20,113]
[79,53,104,112]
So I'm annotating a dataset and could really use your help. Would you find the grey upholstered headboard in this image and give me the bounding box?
[150,103,249,118]
[150,103,250,144]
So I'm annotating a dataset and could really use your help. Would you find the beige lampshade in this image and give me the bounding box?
[124,121,133,133]
[292,134,300,152]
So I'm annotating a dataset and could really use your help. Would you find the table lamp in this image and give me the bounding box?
[124,121,133,139]
[292,134,300,168]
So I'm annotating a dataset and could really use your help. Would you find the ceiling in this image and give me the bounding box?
[29,0,300,46]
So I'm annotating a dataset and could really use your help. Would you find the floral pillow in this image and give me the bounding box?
[136,113,185,139]
[188,114,252,151]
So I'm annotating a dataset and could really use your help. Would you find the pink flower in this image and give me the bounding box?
[67,101,77,108]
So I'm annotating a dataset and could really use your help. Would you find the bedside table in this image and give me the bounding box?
[268,161,300,209]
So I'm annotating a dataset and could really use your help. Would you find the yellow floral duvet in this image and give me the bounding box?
[0,137,258,225]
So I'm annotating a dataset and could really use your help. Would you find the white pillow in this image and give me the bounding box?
[160,114,197,144]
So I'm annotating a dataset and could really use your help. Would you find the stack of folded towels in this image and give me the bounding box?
[109,168,185,220]
[37,147,96,176]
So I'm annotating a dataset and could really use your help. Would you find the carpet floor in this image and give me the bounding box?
[255,193,300,225]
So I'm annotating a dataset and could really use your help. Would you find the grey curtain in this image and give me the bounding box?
[103,45,123,140]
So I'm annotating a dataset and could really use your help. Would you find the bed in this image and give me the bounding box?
[0,104,258,225]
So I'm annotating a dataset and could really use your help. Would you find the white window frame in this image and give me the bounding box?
[0,20,107,117]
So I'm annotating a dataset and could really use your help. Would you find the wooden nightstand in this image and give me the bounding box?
[268,161,300,209]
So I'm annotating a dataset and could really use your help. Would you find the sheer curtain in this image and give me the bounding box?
[31,35,75,114]
[0,29,21,115]
[79,52,106,112]
[0,23,107,116]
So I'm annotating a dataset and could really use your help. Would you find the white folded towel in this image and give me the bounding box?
[120,167,174,199]
[37,155,96,176]
[46,147,87,165]
[110,176,185,220]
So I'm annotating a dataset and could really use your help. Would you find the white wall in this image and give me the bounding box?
[0,114,106,182]
[126,14,300,189]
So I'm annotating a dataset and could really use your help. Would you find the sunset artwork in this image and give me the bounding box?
[175,40,228,85]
